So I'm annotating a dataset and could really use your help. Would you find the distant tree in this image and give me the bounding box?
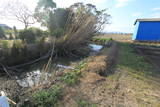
[18,27,44,44]
[0,27,5,38]
[2,0,35,29]
[19,29,36,44]
[13,26,18,39]
[34,0,56,26]
[9,33,14,40]
[48,8,69,37]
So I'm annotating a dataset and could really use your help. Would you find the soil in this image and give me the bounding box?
[60,41,160,107]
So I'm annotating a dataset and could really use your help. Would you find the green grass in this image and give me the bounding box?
[77,100,97,107]
[33,85,62,107]
[61,61,87,86]
[117,42,153,78]
[0,40,10,49]
[92,37,112,45]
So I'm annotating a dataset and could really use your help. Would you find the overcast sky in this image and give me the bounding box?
[0,0,160,33]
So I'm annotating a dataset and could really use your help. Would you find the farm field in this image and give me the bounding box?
[98,33,132,42]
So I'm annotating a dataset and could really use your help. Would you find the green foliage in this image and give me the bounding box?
[19,28,44,44]
[28,27,44,37]
[9,33,14,40]
[50,28,64,37]
[0,27,5,38]
[61,61,87,86]
[77,100,97,107]
[61,70,81,86]
[11,41,27,58]
[92,37,112,44]
[34,0,56,26]
[33,85,62,107]
[13,26,18,39]
[4,29,13,35]
[19,29,36,43]
[48,8,69,37]
[1,40,9,49]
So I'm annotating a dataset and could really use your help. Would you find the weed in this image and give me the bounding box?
[33,85,62,107]
[61,61,87,86]
[77,100,97,107]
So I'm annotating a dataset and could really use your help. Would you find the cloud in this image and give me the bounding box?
[152,7,160,12]
[116,0,133,8]
[132,12,142,17]
[151,12,160,18]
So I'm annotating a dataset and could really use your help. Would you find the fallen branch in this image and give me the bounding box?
[0,50,55,73]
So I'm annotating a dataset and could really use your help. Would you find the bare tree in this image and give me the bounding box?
[2,0,35,29]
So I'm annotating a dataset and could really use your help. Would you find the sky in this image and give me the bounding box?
[0,0,160,33]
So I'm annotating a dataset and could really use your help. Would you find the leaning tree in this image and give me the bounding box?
[54,3,111,55]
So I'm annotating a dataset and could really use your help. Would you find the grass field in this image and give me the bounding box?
[97,33,132,42]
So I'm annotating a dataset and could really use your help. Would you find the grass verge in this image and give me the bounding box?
[117,42,153,78]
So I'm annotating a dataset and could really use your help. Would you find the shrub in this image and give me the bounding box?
[19,29,36,44]
[33,85,62,107]
[28,27,44,38]
[13,26,18,39]
[1,40,9,49]
[19,28,45,44]
[61,61,86,86]
[0,27,6,39]
[10,40,28,62]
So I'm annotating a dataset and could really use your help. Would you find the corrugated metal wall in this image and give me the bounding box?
[133,21,160,41]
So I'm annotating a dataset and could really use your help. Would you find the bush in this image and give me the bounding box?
[10,40,28,62]
[19,29,36,44]
[19,27,44,44]
[1,40,9,49]
[61,61,86,86]
[28,27,44,37]
[4,29,13,35]
[0,27,6,39]
[33,85,62,107]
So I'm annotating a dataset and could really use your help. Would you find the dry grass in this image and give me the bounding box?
[97,33,132,42]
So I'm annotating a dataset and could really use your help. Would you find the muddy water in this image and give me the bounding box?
[11,44,103,88]
[89,44,103,52]
[15,62,73,88]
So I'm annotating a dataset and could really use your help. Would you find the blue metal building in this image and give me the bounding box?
[132,18,160,41]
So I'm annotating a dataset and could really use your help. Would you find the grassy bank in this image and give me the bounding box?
[117,42,153,78]
[106,42,160,106]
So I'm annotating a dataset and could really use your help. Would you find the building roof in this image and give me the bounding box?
[134,18,160,25]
